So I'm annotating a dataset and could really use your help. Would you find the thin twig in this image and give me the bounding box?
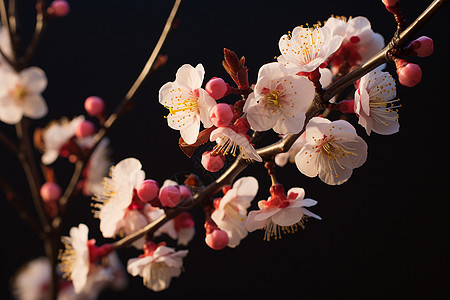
[21,0,47,69]
[55,0,183,231]
[107,0,449,247]
[0,130,18,154]
[0,175,42,234]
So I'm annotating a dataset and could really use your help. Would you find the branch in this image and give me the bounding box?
[21,0,47,69]
[107,0,448,246]
[54,0,183,231]
[0,175,42,234]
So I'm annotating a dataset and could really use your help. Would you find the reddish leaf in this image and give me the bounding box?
[179,126,216,158]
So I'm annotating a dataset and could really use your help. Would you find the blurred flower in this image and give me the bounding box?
[159,63,216,144]
[0,67,47,124]
[278,25,342,72]
[324,16,384,72]
[246,184,321,241]
[127,242,188,292]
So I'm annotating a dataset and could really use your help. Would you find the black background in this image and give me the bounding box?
[2,0,449,299]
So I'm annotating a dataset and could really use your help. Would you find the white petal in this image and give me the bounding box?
[271,207,303,227]
[295,144,320,178]
[245,210,269,232]
[22,94,47,119]
[20,67,47,93]
[0,95,22,124]
[175,64,204,90]
[180,117,200,144]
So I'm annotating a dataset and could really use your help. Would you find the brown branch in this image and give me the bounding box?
[108,0,448,247]
[54,0,183,231]
[21,0,47,69]
[0,175,42,234]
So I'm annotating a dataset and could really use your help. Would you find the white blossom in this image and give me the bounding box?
[211,176,259,247]
[210,127,262,162]
[127,245,188,292]
[244,62,315,134]
[295,117,367,185]
[159,63,216,144]
[246,186,320,241]
[278,25,343,72]
[0,66,47,124]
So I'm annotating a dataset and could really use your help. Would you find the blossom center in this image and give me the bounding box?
[266,90,282,106]
[320,137,357,161]
[165,89,199,116]
[11,85,28,101]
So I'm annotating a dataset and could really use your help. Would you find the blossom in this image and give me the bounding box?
[83,138,111,196]
[210,126,262,162]
[324,16,384,71]
[295,117,367,185]
[40,116,85,165]
[58,224,91,293]
[274,132,307,167]
[278,25,343,72]
[0,26,13,67]
[246,184,321,241]
[211,176,259,247]
[94,158,146,239]
[159,63,216,144]
[127,243,188,292]
[12,257,51,300]
[354,70,399,135]
[243,62,315,134]
[0,66,47,124]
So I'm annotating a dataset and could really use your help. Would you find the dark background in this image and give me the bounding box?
[2,0,449,299]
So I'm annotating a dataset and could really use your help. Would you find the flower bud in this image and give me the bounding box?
[201,151,225,172]
[382,0,399,7]
[205,229,229,250]
[179,185,192,200]
[74,120,96,138]
[396,59,422,87]
[84,96,105,117]
[40,182,62,203]
[137,180,159,203]
[209,103,233,127]
[159,185,181,207]
[48,0,70,18]
[205,77,229,100]
[233,117,250,134]
[411,36,434,57]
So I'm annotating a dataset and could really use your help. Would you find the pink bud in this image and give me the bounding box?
[205,77,229,100]
[159,185,181,207]
[205,229,229,250]
[209,103,233,127]
[201,151,225,172]
[137,180,159,203]
[396,60,422,87]
[40,182,62,203]
[179,185,192,200]
[74,120,96,138]
[48,0,70,18]
[382,0,399,7]
[84,96,105,117]
[337,99,355,114]
[412,36,434,57]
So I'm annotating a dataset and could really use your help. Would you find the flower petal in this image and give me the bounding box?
[22,94,47,119]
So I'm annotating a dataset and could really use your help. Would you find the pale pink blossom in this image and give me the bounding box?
[83,138,111,196]
[210,127,262,162]
[58,224,91,293]
[278,25,343,72]
[246,185,321,241]
[244,62,315,134]
[41,116,85,165]
[354,70,399,135]
[159,64,216,144]
[94,158,146,240]
[324,16,384,71]
[295,117,367,185]
[0,66,47,124]
[211,176,259,247]
[127,243,188,292]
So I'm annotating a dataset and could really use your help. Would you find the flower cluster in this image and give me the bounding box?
[3,0,440,297]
